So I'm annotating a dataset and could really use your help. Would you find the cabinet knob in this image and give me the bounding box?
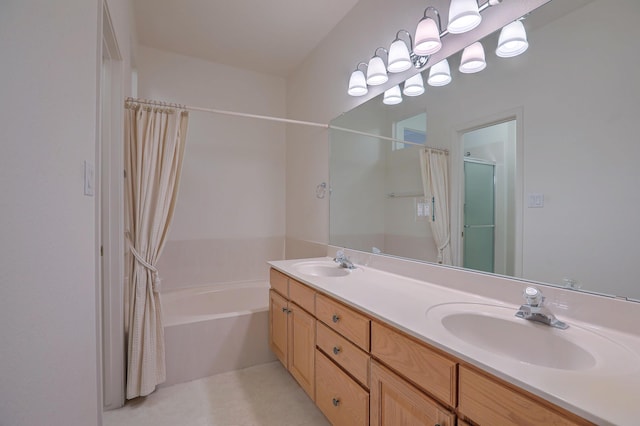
[332,346,341,355]
[332,314,340,323]
[332,397,340,407]
[282,307,287,313]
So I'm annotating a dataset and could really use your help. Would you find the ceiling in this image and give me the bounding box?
[132,0,360,77]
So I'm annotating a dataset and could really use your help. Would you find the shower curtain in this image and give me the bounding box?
[419,148,452,265]
[124,100,189,399]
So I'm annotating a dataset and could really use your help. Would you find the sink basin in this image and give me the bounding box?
[293,260,351,277]
[426,302,637,372]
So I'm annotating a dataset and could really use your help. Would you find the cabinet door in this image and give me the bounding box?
[288,302,316,400]
[370,361,454,426]
[269,290,288,367]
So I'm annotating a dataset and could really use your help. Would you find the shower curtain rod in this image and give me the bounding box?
[125,97,448,153]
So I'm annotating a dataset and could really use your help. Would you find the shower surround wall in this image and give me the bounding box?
[137,46,287,289]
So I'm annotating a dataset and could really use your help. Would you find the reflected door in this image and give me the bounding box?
[463,160,495,273]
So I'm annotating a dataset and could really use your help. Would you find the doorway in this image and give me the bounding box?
[459,119,517,276]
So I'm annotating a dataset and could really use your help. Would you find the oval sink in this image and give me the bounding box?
[426,303,637,372]
[293,261,351,277]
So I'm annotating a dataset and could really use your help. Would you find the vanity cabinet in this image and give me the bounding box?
[269,270,316,400]
[269,267,594,426]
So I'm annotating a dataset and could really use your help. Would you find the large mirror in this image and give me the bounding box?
[330,0,640,300]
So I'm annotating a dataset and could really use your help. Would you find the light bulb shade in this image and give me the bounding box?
[383,85,402,105]
[427,59,452,86]
[447,0,481,34]
[459,42,486,73]
[387,39,412,73]
[347,69,368,96]
[496,20,529,58]
[414,18,442,55]
[403,73,425,96]
[367,56,388,85]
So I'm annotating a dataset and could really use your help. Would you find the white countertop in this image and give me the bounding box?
[269,257,640,426]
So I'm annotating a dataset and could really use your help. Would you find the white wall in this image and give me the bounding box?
[136,47,287,289]
[284,0,548,258]
[0,0,135,424]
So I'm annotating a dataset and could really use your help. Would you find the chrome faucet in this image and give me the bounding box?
[515,287,569,329]
[333,250,356,269]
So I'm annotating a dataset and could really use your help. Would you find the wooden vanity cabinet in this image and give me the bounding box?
[269,270,316,400]
[270,268,593,426]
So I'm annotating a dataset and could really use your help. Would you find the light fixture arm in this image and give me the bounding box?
[354,62,368,73]
[393,30,414,49]
[373,47,388,60]
[421,7,442,33]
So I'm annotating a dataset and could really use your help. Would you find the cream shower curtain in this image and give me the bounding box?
[124,101,189,399]
[419,148,452,265]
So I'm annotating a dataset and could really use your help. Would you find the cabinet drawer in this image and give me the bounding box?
[370,361,455,426]
[315,293,370,351]
[371,321,457,408]
[289,278,315,314]
[316,350,369,426]
[269,268,288,297]
[459,366,589,426]
[317,321,369,388]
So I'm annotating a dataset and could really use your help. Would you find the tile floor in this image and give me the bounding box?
[103,362,330,426]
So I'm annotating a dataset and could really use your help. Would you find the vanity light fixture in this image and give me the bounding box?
[367,47,389,86]
[347,62,369,96]
[383,85,403,105]
[414,7,442,56]
[427,59,452,86]
[388,31,413,73]
[447,0,482,34]
[403,72,425,96]
[459,41,486,73]
[496,19,529,58]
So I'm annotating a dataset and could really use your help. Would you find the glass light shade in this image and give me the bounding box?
[496,20,529,58]
[387,39,412,73]
[427,59,452,86]
[447,0,481,34]
[367,56,388,85]
[383,85,402,105]
[347,69,368,96]
[414,18,442,56]
[459,42,486,73]
[403,73,425,96]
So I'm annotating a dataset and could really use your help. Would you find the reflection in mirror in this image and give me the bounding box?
[329,0,640,300]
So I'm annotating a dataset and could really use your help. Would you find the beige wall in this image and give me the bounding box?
[0,0,135,424]
[284,0,548,258]
[136,47,287,289]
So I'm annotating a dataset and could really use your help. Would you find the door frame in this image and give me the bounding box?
[450,107,524,277]
[99,0,125,410]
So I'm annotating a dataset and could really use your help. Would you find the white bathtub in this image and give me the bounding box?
[161,281,276,387]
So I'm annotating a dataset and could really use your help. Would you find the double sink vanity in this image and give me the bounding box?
[268,253,640,425]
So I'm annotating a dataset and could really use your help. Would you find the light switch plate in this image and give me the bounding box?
[84,160,94,196]
[527,193,544,208]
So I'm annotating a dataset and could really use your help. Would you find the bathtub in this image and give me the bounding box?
[161,281,276,387]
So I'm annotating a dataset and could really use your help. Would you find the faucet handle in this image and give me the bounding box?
[524,286,543,306]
